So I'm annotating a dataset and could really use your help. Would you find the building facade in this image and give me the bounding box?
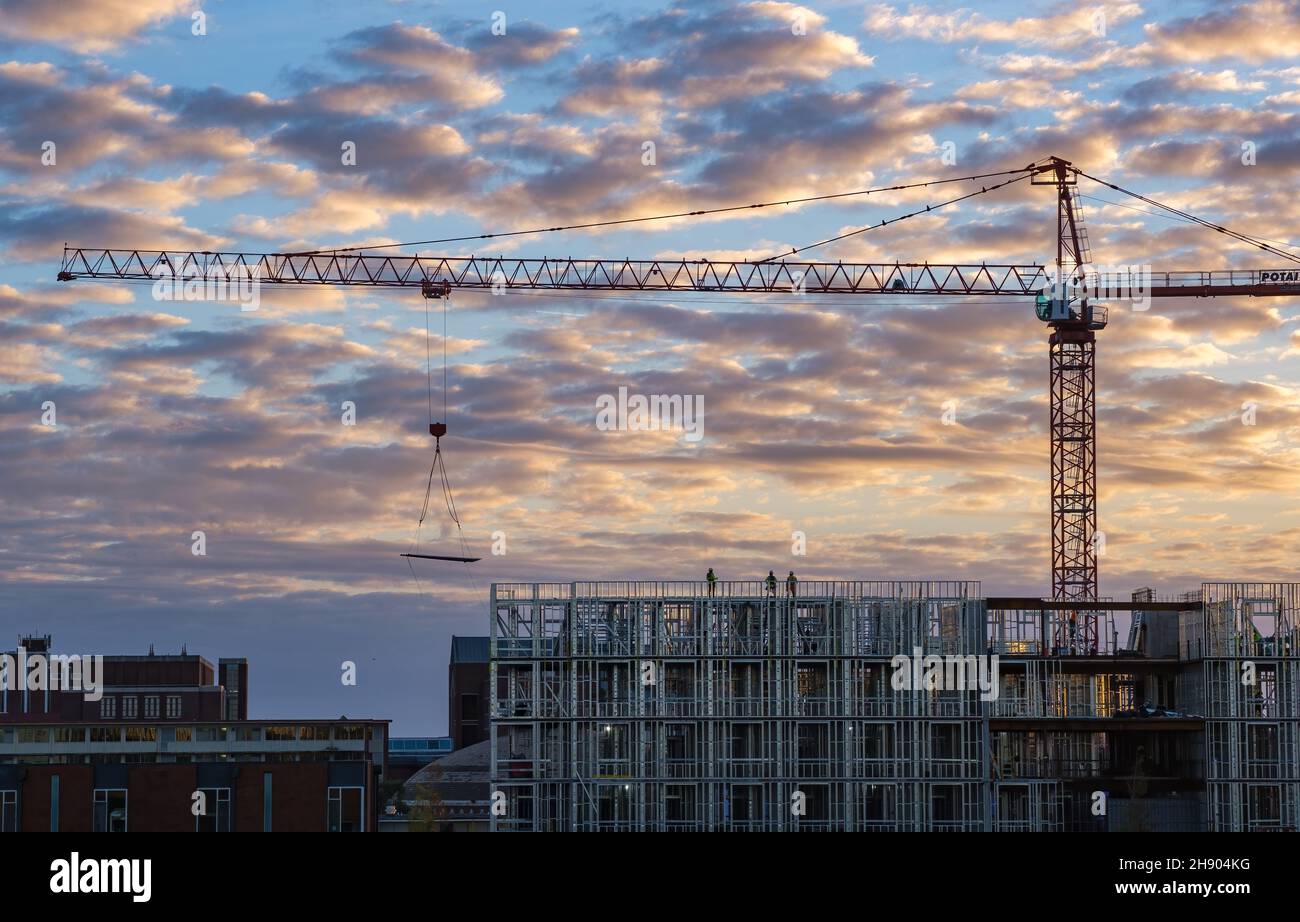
[0,719,388,831]
[0,635,247,723]
[0,637,387,832]
[450,636,489,750]
[488,580,1299,832]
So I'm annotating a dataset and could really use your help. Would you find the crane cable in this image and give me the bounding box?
[407,292,477,602]
[1075,171,1300,265]
[291,167,1040,255]
[756,172,1034,263]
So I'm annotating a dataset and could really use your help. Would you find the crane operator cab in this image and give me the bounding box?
[1035,280,1108,331]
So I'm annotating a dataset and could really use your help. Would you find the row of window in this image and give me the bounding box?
[0,785,364,832]
[2,724,371,744]
[2,752,369,765]
[99,695,183,719]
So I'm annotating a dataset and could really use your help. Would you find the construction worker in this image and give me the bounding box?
[787,570,798,598]
[706,567,717,597]
[765,570,777,596]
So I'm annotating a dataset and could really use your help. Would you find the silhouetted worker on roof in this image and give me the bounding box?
[706,567,717,597]
[765,570,777,596]
[787,571,798,598]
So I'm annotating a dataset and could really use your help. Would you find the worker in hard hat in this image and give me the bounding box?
[706,567,717,597]
[787,571,798,598]
[765,570,777,596]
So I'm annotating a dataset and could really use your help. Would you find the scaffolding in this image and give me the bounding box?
[490,581,988,831]
[1199,583,1300,831]
[489,580,1300,832]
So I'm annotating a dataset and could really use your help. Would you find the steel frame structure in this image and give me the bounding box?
[490,581,1300,832]
[489,580,986,832]
[1197,583,1300,831]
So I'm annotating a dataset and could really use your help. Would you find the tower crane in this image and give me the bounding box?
[56,156,1300,624]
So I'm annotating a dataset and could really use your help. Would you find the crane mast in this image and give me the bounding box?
[1040,158,1102,613]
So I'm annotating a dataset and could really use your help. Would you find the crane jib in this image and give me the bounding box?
[57,249,1300,299]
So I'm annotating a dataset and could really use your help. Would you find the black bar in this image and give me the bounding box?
[400,553,481,563]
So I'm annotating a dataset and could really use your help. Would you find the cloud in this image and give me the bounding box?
[864,2,1141,44]
[1140,1,1300,63]
[330,23,504,111]
[461,21,580,69]
[0,60,255,176]
[0,0,192,53]
[1122,69,1268,104]
[561,1,872,113]
[0,201,224,260]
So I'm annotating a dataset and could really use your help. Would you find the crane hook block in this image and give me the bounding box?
[421,279,451,299]
[429,422,447,438]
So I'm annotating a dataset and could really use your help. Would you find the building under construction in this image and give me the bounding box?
[488,580,1299,832]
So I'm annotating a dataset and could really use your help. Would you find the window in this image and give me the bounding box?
[264,726,296,741]
[17,728,49,743]
[597,785,631,824]
[93,789,127,832]
[195,788,231,832]
[143,696,159,719]
[932,785,963,824]
[664,785,696,823]
[90,727,119,743]
[121,697,138,719]
[99,696,117,719]
[1248,785,1282,827]
[53,727,84,743]
[195,726,227,742]
[173,727,193,742]
[0,790,16,832]
[731,723,762,760]
[598,723,628,764]
[225,663,241,721]
[327,787,364,832]
[165,696,181,718]
[729,784,762,822]
[125,726,156,743]
[460,694,480,723]
[932,723,961,760]
[333,725,364,740]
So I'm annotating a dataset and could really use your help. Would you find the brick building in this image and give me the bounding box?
[1,634,247,723]
[449,636,489,750]
[0,636,387,832]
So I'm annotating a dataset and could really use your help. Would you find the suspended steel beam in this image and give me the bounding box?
[400,553,481,563]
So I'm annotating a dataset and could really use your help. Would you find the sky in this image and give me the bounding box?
[1,0,1299,735]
